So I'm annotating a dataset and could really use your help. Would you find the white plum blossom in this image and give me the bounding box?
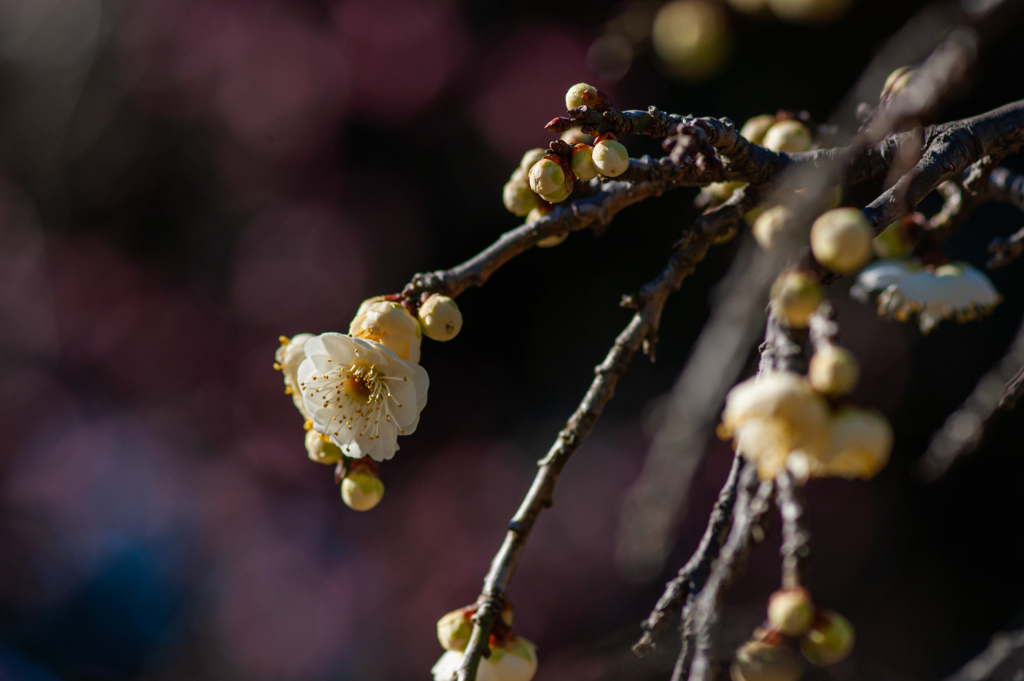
[431,639,538,681]
[349,300,422,363]
[720,372,831,480]
[298,333,428,462]
[851,259,1001,333]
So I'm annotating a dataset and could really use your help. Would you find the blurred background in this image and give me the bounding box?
[0,0,1023,679]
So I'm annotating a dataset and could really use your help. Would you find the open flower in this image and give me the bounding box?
[720,372,831,480]
[275,333,314,417]
[851,259,1001,333]
[431,638,538,681]
[298,333,428,461]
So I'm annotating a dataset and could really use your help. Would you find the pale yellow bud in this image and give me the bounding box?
[739,115,777,145]
[518,148,547,173]
[571,145,599,180]
[767,587,815,636]
[752,205,791,251]
[349,301,422,363]
[800,610,854,665]
[762,120,812,153]
[418,294,463,341]
[559,129,592,145]
[822,408,892,480]
[592,139,630,177]
[565,82,598,110]
[731,641,804,681]
[503,179,540,217]
[539,184,571,204]
[770,270,823,329]
[810,208,873,274]
[305,429,343,465]
[529,159,565,196]
[436,608,473,652]
[341,471,384,511]
[652,0,731,82]
[706,180,746,201]
[808,345,859,396]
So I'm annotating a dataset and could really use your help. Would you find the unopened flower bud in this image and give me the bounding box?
[770,270,824,329]
[560,129,592,145]
[767,587,815,636]
[529,158,565,196]
[350,301,422,363]
[652,0,730,82]
[539,184,571,204]
[762,120,812,153]
[306,429,343,465]
[731,641,804,681]
[873,220,913,258]
[821,408,892,480]
[881,66,915,102]
[418,294,462,341]
[565,82,599,110]
[752,205,791,251]
[808,345,859,396]
[503,180,540,217]
[519,148,547,173]
[810,208,873,274]
[431,637,538,681]
[341,471,384,511]
[436,607,474,652]
[592,136,630,177]
[740,115,777,145]
[706,181,746,202]
[571,144,599,180]
[800,610,854,666]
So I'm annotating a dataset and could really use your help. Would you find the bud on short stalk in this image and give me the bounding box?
[571,144,599,180]
[767,587,815,636]
[592,134,630,177]
[341,470,385,511]
[418,294,463,341]
[800,610,855,665]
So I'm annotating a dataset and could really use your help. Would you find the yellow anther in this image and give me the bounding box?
[304,419,313,431]
[279,336,290,345]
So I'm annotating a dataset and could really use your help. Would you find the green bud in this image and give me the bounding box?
[800,610,855,666]
[592,138,630,177]
[341,471,384,511]
[539,184,571,204]
[519,148,547,173]
[565,82,598,110]
[731,641,804,681]
[571,145,599,180]
[305,430,343,465]
[436,608,473,652]
[762,120,812,153]
[503,180,540,217]
[767,587,815,636]
[529,158,565,196]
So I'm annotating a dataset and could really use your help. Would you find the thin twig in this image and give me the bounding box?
[775,470,811,590]
[633,454,745,656]
[942,628,1024,681]
[452,189,760,681]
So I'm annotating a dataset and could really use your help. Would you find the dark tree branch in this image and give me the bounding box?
[634,455,745,656]
[453,189,761,681]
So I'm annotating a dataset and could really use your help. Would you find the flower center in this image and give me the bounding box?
[344,373,373,399]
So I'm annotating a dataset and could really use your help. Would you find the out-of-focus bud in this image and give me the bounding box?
[707,180,746,202]
[571,144,599,180]
[762,120,812,153]
[740,115,777,145]
[821,408,893,480]
[752,205,791,251]
[529,158,565,196]
[873,219,913,258]
[766,0,853,24]
[808,345,859,396]
[341,471,385,511]
[276,333,315,416]
[560,129,592,145]
[767,587,815,636]
[731,641,805,681]
[800,610,855,665]
[418,295,463,341]
[503,180,540,217]
[350,301,422,363]
[436,607,474,652]
[538,232,568,248]
[518,148,547,174]
[770,269,824,329]
[652,0,731,82]
[880,66,915,102]
[565,82,599,110]
[727,0,769,14]
[306,430,343,465]
[592,135,630,177]
[810,208,873,274]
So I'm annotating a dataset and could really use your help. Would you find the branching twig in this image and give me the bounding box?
[453,190,760,681]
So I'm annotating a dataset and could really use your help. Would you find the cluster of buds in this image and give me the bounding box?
[721,272,893,481]
[274,293,463,510]
[502,84,632,226]
[732,588,855,681]
[851,258,1002,334]
[432,602,538,681]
